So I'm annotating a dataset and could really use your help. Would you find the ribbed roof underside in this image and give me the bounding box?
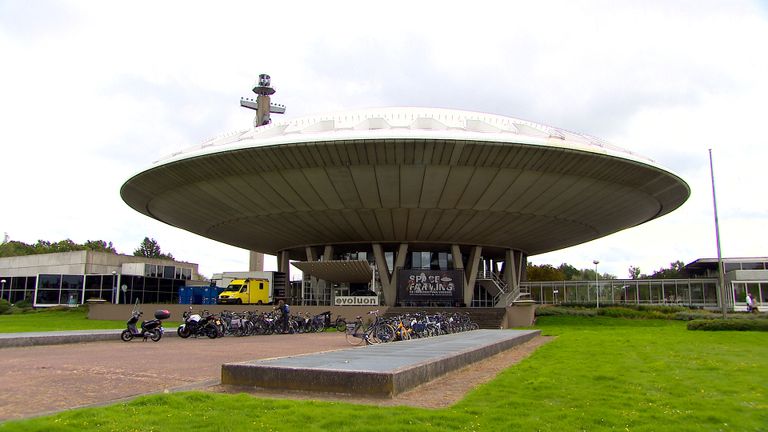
[122,123,689,257]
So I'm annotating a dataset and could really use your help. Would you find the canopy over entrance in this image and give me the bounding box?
[291,260,373,283]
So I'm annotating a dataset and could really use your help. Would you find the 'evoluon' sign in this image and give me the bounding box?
[334,296,379,306]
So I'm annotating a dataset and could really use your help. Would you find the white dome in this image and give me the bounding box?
[155,107,654,168]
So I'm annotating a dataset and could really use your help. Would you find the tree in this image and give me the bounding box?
[0,238,118,257]
[649,260,686,279]
[133,237,174,260]
[0,240,35,257]
[83,240,117,253]
[526,263,565,281]
[558,263,581,280]
[628,265,641,279]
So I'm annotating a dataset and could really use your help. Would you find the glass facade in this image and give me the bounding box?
[731,281,767,309]
[522,279,721,308]
[19,266,194,306]
[406,251,453,271]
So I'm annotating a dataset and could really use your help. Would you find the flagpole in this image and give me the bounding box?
[708,149,727,318]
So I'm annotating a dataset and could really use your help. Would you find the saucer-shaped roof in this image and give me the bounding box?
[121,107,689,257]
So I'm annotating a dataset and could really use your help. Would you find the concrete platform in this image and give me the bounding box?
[221,329,540,397]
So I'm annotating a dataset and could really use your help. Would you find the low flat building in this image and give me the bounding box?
[522,257,767,311]
[0,251,200,306]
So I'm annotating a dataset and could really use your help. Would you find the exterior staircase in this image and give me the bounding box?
[475,270,531,307]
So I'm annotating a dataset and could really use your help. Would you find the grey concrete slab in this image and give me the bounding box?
[221,329,540,397]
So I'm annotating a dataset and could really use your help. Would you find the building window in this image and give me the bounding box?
[163,265,174,279]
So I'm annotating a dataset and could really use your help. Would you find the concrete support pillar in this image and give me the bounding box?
[278,250,290,275]
[464,246,482,306]
[372,243,408,306]
[323,245,334,261]
[451,245,464,271]
[305,247,320,305]
[504,249,519,292]
[249,251,264,272]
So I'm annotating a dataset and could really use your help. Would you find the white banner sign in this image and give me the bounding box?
[334,296,379,306]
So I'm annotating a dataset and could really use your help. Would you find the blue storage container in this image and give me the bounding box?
[178,287,192,304]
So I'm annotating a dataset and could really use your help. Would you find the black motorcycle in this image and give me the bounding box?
[177,307,219,339]
[120,307,170,342]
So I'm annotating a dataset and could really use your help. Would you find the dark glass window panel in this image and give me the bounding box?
[740,262,763,270]
[36,289,59,304]
[38,274,61,289]
[61,275,83,290]
[422,252,431,270]
[410,252,419,269]
[724,263,740,272]
[158,278,174,295]
[84,275,103,291]
[747,283,759,301]
[9,289,25,303]
[385,252,394,272]
[182,268,191,280]
[145,277,159,291]
[158,290,173,303]
[732,282,745,302]
[84,289,103,301]
[62,289,81,305]
[438,252,449,271]
[143,291,159,303]
[163,266,174,279]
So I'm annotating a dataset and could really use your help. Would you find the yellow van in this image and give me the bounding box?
[217,278,271,305]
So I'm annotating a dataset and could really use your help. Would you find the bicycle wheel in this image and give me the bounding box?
[370,323,395,344]
[345,323,365,346]
[335,320,347,332]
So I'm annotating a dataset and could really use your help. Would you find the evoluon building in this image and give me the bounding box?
[122,100,689,307]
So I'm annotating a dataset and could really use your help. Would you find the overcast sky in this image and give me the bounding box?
[1,1,767,279]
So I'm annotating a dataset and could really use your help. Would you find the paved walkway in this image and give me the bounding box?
[0,331,350,421]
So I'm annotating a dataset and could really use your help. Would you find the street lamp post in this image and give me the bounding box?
[111,271,117,304]
[1,279,6,302]
[593,260,600,309]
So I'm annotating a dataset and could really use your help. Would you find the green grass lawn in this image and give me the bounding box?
[0,307,126,332]
[1,316,766,431]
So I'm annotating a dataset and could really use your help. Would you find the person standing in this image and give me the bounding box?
[746,292,759,313]
[274,299,290,333]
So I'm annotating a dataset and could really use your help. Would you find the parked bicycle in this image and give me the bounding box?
[345,310,395,345]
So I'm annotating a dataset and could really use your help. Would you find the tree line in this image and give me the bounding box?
[0,237,176,260]
[526,260,687,281]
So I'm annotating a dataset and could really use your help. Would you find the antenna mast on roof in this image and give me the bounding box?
[240,74,286,127]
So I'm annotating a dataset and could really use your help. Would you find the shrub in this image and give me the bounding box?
[687,319,768,331]
[597,307,647,319]
[13,298,32,309]
[674,311,719,321]
[636,305,690,314]
[535,306,597,317]
[0,299,10,315]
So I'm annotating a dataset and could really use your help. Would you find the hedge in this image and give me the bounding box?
[687,319,768,331]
